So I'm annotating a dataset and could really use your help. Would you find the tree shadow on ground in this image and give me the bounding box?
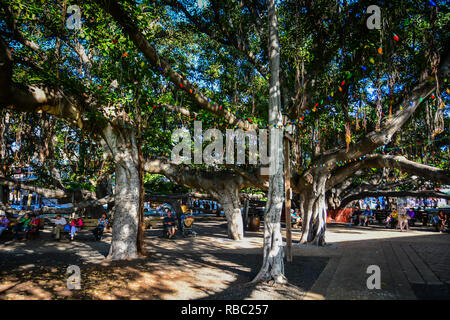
[1,220,449,300]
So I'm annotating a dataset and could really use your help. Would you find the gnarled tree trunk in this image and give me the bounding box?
[218,187,244,240]
[252,160,285,283]
[299,172,328,246]
[104,126,140,260]
[252,0,286,284]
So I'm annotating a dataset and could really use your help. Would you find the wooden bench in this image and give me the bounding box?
[144,216,163,229]
[50,218,110,241]
[80,218,103,231]
[2,217,45,240]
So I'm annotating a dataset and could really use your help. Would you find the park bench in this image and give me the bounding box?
[1,216,45,240]
[48,218,111,241]
[144,216,163,229]
[80,218,102,231]
[373,210,389,224]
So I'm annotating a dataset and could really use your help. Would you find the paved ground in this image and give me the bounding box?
[0,220,449,300]
[300,224,450,300]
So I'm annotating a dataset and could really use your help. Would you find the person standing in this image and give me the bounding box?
[398,211,410,232]
[27,193,33,210]
[376,199,381,210]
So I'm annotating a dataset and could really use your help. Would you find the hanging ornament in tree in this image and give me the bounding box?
[345,123,351,152]
[378,48,383,55]
[393,34,399,42]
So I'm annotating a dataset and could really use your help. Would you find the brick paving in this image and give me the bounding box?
[300,224,450,299]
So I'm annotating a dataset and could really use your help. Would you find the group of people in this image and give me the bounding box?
[191,200,222,214]
[0,211,110,241]
[52,215,84,241]
[52,213,109,241]
[162,207,196,239]
[431,210,448,233]
[10,212,41,240]
[385,208,415,231]
[0,211,42,240]
[349,206,375,226]
[350,205,449,233]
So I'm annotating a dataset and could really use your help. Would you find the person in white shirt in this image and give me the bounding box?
[53,214,67,240]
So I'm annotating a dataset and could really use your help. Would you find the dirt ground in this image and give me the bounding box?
[1,220,449,300]
[0,221,325,300]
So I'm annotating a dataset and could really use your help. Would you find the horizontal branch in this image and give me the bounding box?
[0,195,114,216]
[95,0,258,131]
[143,158,264,196]
[0,177,98,203]
[327,154,450,189]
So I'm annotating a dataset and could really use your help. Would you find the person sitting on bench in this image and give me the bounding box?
[53,214,67,240]
[93,214,108,241]
[437,210,448,233]
[13,212,31,240]
[25,214,40,239]
[350,207,361,226]
[70,218,83,241]
[406,208,415,227]
[385,211,397,229]
[291,208,302,228]
[0,212,9,237]
[360,206,373,226]
[163,210,177,239]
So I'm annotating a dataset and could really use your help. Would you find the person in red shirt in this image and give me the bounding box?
[70,218,83,241]
[24,214,40,239]
[437,210,448,233]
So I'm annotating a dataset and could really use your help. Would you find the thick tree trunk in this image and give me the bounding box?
[136,141,145,255]
[252,163,285,283]
[220,189,244,240]
[252,0,286,284]
[104,127,140,261]
[299,173,328,246]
